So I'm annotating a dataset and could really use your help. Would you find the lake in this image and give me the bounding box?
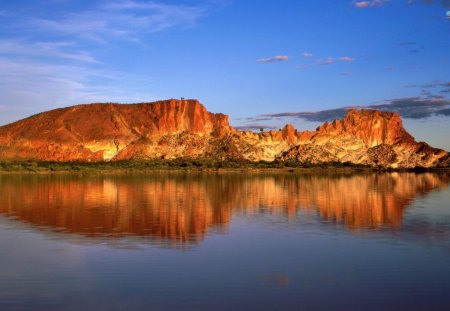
[0,172,449,310]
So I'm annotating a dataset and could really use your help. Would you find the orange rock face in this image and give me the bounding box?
[0,100,448,168]
[314,109,411,146]
[277,109,449,168]
[0,99,230,161]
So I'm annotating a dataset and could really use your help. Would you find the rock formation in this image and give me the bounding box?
[0,99,448,168]
[276,109,450,168]
[0,99,230,162]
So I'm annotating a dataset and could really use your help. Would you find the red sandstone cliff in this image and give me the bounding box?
[0,99,448,168]
[0,99,230,161]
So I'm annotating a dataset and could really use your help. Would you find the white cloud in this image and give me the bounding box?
[353,0,388,8]
[0,40,98,63]
[303,52,313,57]
[339,56,355,62]
[0,58,156,124]
[354,1,370,7]
[256,55,289,63]
[0,0,222,124]
[31,0,208,43]
[315,56,354,65]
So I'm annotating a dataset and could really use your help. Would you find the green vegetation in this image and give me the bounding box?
[0,158,375,174]
[0,158,446,174]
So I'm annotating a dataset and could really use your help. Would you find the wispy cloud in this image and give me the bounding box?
[259,107,352,122]
[405,80,449,89]
[404,81,450,97]
[366,97,450,118]
[354,1,371,8]
[256,55,289,63]
[353,0,388,8]
[318,57,335,65]
[338,56,355,62]
[31,0,208,43]
[308,55,355,67]
[0,57,156,124]
[254,97,450,123]
[440,85,450,93]
[234,124,279,131]
[0,40,98,63]
[303,52,313,57]
[0,0,222,124]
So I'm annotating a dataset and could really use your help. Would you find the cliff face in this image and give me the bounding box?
[0,99,230,161]
[276,109,449,168]
[0,100,448,168]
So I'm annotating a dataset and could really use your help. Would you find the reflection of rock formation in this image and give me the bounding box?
[0,175,231,245]
[294,173,440,229]
[0,173,449,244]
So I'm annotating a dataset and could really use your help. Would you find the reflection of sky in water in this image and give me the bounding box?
[0,172,449,310]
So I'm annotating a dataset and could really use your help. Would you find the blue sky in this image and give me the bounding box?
[0,0,449,149]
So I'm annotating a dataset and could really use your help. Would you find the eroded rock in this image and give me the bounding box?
[0,101,448,168]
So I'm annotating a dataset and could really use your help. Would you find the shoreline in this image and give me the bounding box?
[1,160,449,175]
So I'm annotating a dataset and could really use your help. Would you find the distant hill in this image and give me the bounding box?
[0,99,448,168]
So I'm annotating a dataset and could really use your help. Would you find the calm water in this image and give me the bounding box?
[0,172,449,310]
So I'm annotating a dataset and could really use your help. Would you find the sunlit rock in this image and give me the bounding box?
[0,100,448,168]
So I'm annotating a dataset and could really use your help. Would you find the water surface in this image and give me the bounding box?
[0,172,449,310]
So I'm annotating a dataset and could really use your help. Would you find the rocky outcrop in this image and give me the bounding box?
[0,100,448,168]
[276,109,450,168]
[0,99,230,161]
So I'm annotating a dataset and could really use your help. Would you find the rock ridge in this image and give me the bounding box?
[0,100,448,168]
